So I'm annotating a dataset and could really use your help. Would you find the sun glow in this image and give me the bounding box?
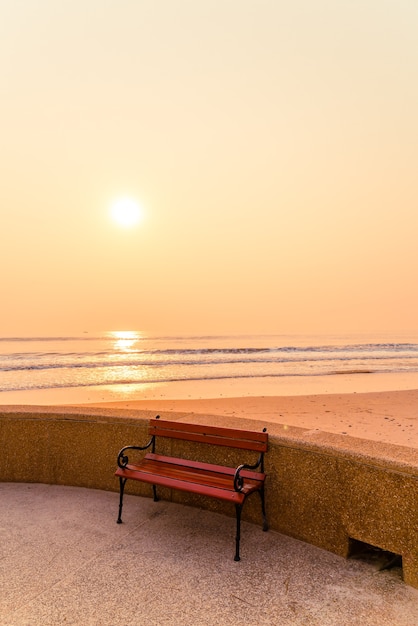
[110,198,143,228]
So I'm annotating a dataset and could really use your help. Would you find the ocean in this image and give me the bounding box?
[1,332,418,405]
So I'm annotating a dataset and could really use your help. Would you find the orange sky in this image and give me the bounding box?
[1,1,417,336]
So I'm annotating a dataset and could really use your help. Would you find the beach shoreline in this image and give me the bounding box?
[1,370,418,405]
[1,372,417,448]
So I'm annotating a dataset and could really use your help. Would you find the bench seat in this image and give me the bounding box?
[115,453,266,505]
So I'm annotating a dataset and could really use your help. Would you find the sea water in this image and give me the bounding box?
[1,331,418,404]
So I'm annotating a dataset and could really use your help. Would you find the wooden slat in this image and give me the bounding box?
[145,453,266,482]
[131,457,263,493]
[149,419,268,452]
[115,462,262,504]
[149,418,268,442]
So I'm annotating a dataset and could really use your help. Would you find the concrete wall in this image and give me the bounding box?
[1,406,417,588]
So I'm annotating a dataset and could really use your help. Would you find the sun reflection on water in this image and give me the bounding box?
[108,330,142,352]
[104,331,151,399]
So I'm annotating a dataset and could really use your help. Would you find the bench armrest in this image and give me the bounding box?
[233,453,264,492]
[117,436,154,469]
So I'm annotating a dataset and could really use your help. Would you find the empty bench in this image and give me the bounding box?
[115,417,268,561]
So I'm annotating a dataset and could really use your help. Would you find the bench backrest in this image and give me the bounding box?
[149,418,268,453]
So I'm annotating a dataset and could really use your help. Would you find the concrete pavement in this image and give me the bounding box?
[1,483,417,626]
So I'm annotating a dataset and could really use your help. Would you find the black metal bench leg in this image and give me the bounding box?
[117,477,127,524]
[259,486,268,531]
[234,504,242,561]
[152,485,159,502]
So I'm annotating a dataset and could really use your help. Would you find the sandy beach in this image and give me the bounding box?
[2,371,417,449]
[86,388,418,449]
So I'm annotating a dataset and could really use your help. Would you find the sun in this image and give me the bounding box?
[110,198,143,228]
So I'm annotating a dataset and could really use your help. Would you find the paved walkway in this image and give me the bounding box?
[1,483,417,626]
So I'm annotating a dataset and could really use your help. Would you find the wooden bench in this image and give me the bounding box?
[115,417,268,561]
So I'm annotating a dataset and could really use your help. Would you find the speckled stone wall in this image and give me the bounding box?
[1,407,417,588]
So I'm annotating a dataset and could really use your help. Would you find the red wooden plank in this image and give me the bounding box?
[152,428,267,452]
[145,453,266,482]
[149,419,268,452]
[150,418,268,442]
[134,458,262,492]
[116,456,263,494]
[115,465,254,504]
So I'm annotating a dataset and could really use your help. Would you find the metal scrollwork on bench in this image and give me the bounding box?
[117,436,155,469]
[233,453,264,492]
[233,427,267,493]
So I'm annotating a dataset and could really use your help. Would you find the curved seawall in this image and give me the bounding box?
[1,405,417,588]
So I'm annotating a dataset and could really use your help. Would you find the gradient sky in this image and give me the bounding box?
[1,1,417,336]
